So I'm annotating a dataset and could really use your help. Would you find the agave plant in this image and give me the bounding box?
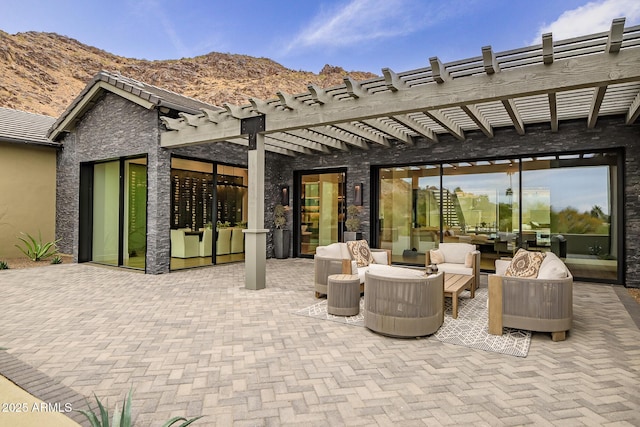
[78,388,203,427]
[0,260,9,270]
[51,255,63,264]
[15,231,60,262]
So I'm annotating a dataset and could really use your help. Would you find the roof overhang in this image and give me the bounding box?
[48,81,157,141]
[160,18,640,157]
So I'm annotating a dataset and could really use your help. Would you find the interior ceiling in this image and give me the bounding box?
[160,18,640,157]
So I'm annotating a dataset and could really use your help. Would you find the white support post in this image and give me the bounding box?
[244,131,268,290]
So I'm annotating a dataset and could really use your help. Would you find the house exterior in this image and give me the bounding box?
[0,107,57,258]
[48,21,640,287]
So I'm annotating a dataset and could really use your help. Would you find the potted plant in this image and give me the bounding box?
[273,204,289,259]
[344,205,362,242]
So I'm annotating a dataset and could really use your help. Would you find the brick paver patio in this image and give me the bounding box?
[1,259,639,426]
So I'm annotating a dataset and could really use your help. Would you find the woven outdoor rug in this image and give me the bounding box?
[293,288,531,357]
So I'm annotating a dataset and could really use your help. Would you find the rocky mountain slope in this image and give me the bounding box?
[0,31,377,118]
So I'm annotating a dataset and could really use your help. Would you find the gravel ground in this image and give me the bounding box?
[1,254,74,269]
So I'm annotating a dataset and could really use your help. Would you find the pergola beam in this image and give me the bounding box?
[542,33,554,65]
[333,122,389,147]
[287,129,349,151]
[429,57,450,83]
[424,111,465,140]
[482,46,499,74]
[501,99,525,135]
[161,49,640,147]
[606,17,626,53]
[548,92,558,132]
[460,105,493,137]
[309,125,368,150]
[362,118,414,144]
[391,114,438,142]
[264,136,314,155]
[626,91,640,124]
[588,86,608,128]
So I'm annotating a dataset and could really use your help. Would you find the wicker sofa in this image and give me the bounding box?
[425,242,480,294]
[314,242,391,298]
[364,265,444,337]
[488,251,573,341]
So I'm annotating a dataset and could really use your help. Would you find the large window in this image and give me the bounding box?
[87,157,147,270]
[170,158,247,270]
[374,150,620,283]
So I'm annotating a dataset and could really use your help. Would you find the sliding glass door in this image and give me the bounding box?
[374,150,621,282]
[88,157,148,269]
[299,171,346,255]
[92,161,120,265]
[170,158,248,270]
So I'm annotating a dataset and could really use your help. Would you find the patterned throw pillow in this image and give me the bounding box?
[347,240,375,267]
[429,249,444,264]
[505,249,546,278]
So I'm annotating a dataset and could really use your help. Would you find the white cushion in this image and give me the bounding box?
[371,251,388,265]
[439,243,475,264]
[495,259,511,276]
[356,266,367,283]
[436,263,473,276]
[366,263,424,279]
[316,242,349,259]
[537,252,569,279]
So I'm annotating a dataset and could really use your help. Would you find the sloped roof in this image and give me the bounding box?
[0,107,57,147]
[48,70,220,140]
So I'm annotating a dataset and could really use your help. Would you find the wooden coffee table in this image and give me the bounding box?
[444,274,474,319]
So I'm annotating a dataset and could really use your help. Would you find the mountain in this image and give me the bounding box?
[0,31,377,118]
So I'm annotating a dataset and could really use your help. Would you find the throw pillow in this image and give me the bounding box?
[347,240,375,267]
[429,249,444,264]
[465,252,474,268]
[505,249,546,278]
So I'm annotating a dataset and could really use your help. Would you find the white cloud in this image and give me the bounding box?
[282,0,455,54]
[530,0,640,45]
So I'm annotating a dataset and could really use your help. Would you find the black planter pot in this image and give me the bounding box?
[273,229,290,259]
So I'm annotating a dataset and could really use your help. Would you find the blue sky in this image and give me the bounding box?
[1,0,639,74]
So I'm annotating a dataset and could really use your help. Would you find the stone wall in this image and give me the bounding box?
[56,92,282,273]
[281,117,639,287]
[56,93,160,269]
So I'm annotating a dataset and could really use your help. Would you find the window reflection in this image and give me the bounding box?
[375,151,619,282]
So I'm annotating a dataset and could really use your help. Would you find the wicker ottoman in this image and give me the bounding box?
[327,274,361,316]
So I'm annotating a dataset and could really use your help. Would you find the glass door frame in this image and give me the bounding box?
[371,148,624,284]
[78,155,149,271]
[293,167,347,258]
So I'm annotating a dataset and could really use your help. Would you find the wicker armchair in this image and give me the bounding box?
[488,255,573,341]
[364,268,444,337]
[425,242,480,295]
[314,243,390,298]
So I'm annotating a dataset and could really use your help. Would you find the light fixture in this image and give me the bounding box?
[280,185,289,206]
[354,183,363,206]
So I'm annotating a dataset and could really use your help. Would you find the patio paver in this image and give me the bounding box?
[1,260,639,426]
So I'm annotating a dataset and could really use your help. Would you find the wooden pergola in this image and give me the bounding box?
[160,18,640,289]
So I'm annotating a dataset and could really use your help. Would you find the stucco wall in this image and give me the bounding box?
[0,141,57,258]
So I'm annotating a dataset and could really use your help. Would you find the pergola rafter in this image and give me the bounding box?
[161,19,640,153]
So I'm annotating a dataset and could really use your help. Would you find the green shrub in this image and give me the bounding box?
[0,260,8,270]
[15,231,60,261]
[51,255,63,264]
[79,388,203,427]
